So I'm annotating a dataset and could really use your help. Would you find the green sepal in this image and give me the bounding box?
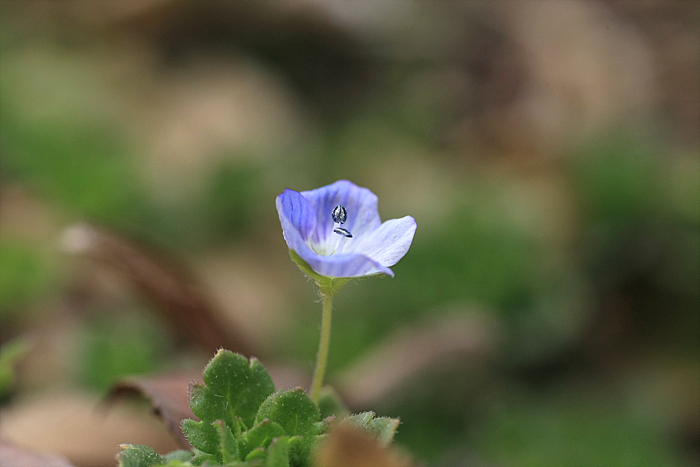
[116,444,164,467]
[181,419,220,457]
[288,250,350,296]
[189,350,275,430]
[265,436,290,467]
[214,420,240,463]
[316,386,349,419]
[341,411,400,446]
[239,419,286,459]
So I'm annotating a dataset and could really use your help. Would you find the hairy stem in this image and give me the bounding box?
[310,293,333,404]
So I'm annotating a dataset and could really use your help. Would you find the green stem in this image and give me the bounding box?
[310,292,333,404]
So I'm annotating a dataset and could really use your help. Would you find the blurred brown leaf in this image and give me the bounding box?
[0,441,77,467]
[105,372,201,449]
[61,224,255,356]
[315,425,415,467]
[338,311,499,408]
[0,391,179,467]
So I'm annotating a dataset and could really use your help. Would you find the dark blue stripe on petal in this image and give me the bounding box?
[277,189,316,240]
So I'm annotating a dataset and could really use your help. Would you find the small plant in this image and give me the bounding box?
[117,180,416,466]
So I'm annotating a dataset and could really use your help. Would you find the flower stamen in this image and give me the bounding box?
[332,205,353,238]
[331,205,347,224]
[333,227,352,238]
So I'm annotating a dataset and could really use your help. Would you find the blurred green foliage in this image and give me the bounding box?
[469,388,687,467]
[0,240,55,321]
[2,119,143,222]
[78,312,167,391]
[0,3,697,465]
[0,337,31,399]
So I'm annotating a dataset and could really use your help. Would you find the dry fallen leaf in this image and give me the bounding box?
[61,223,254,356]
[105,372,201,449]
[0,441,78,467]
[315,425,415,467]
[0,391,179,467]
[338,311,499,407]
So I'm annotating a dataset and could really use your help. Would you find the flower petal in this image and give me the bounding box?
[301,180,382,247]
[277,181,415,279]
[347,216,417,268]
[276,189,316,242]
[301,251,394,278]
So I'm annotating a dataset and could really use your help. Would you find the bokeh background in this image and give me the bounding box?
[1,1,698,466]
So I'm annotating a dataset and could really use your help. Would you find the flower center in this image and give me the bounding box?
[332,205,352,239]
[310,205,354,256]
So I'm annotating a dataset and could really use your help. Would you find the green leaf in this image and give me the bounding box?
[117,444,165,467]
[153,461,195,467]
[162,451,194,463]
[181,419,220,457]
[341,411,400,446]
[316,416,336,438]
[214,420,240,463]
[190,452,218,466]
[244,447,267,462]
[366,417,400,446]
[255,388,320,465]
[254,388,320,439]
[189,350,275,430]
[239,419,286,459]
[343,411,373,426]
[316,386,349,420]
[265,437,290,467]
[285,437,307,467]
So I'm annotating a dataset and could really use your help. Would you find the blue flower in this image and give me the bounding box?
[276,180,416,279]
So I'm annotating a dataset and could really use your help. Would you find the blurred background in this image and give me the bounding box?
[0,1,698,466]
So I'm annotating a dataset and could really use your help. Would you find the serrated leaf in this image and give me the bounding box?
[117,444,165,467]
[265,437,290,467]
[254,389,320,438]
[255,389,320,466]
[189,350,275,430]
[366,417,400,446]
[214,420,239,463]
[239,419,286,459]
[343,412,374,426]
[341,412,400,446]
[181,419,220,457]
[316,386,348,420]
